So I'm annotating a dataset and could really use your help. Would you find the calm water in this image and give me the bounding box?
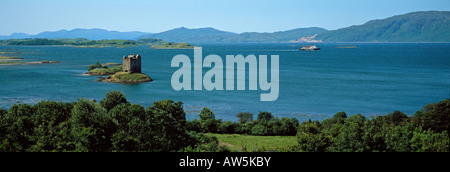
[1,43,449,122]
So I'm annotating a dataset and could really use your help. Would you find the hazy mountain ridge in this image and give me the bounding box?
[1,11,448,43]
[0,28,150,40]
[315,11,450,42]
[220,27,327,43]
[138,27,238,43]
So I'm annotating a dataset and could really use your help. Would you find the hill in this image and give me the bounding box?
[139,27,238,43]
[0,38,165,48]
[139,27,327,43]
[1,11,448,43]
[0,28,150,40]
[315,11,450,42]
[0,33,33,39]
[222,27,327,43]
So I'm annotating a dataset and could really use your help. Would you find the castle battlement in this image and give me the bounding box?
[123,54,141,73]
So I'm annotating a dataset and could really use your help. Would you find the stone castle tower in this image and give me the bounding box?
[123,54,142,73]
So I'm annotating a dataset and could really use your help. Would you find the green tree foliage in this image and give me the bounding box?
[297,120,331,152]
[87,61,103,71]
[186,109,299,136]
[100,90,128,112]
[257,111,273,122]
[108,103,146,151]
[0,93,448,152]
[0,91,203,152]
[144,100,194,151]
[29,101,73,151]
[295,100,450,152]
[236,112,253,124]
[199,108,215,120]
[198,108,220,133]
[1,104,36,151]
[413,99,450,133]
[71,98,115,152]
[330,114,367,152]
[251,124,270,136]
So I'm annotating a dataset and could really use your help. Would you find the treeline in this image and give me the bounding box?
[0,91,219,152]
[296,104,449,152]
[0,38,165,48]
[186,109,299,136]
[0,90,448,152]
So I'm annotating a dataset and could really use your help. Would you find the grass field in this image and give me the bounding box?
[88,65,123,75]
[111,72,152,81]
[0,61,25,65]
[207,133,298,152]
[0,56,22,60]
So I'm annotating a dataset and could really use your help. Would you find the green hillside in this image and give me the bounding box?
[222,27,327,43]
[139,27,237,43]
[316,11,450,42]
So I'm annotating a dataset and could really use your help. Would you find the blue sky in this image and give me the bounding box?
[0,0,449,35]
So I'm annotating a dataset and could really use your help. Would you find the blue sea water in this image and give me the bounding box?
[0,43,449,122]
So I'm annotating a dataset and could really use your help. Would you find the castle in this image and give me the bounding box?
[123,54,141,73]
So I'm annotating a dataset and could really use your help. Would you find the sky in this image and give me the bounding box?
[0,0,449,35]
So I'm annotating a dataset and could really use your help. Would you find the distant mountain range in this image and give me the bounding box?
[138,27,238,43]
[316,11,450,42]
[0,28,149,40]
[1,11,449,43]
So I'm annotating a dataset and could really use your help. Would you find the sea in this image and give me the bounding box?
[1,43,449,122]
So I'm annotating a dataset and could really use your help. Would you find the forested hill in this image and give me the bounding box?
[138,27,328,43]
[315,11,450,43]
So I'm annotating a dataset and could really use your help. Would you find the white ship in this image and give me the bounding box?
[300,45,320,51]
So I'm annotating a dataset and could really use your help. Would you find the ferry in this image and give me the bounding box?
[300,45,320,51]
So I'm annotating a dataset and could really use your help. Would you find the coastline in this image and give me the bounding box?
[96,76,153,84]
[0,60,60,65]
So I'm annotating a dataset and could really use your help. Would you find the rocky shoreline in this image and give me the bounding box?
[0,60,61,65]
[96,76,153,84]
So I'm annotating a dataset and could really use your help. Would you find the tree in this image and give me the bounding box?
[108,103,146,151]
[219,121,237,134]
[100,90,128,112]
[297,120,331,152]
[251,124,270,136]
[2,104,36,151]
[29,101,73,152]
[257,111,273,121]
[198,108,219,133]
[330,114,367,152]
[0,108,8,148]
[143,100,194,152]
[202,118,219,133]
[280,117,300,136]
[71,98,115,152]
[322,112,347,128]
[410,129,449,152]
[413,99,450,133]
[87,61,103,71]
[386,110,409,126]
[236,112,253,124]
[199,108,215,121]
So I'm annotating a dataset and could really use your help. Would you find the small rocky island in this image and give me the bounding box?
[0,55,60,65]
[150,42,194,49]
[87,54,152,84]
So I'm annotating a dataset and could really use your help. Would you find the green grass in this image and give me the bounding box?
[151,42,194,49]
[207,133,298,152]
[0,61,25,65]
[89,65,123,75]
[110,72,152,82]
[0,56,22,60]
[103,63,121,66]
